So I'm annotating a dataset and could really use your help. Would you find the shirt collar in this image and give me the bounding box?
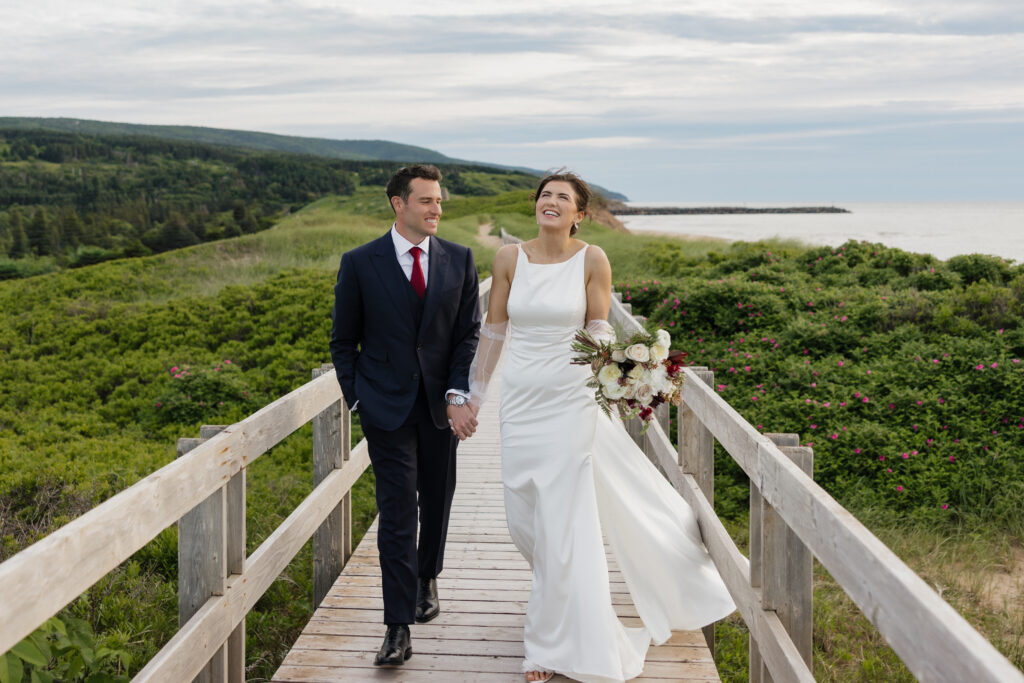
[391,224,430,257]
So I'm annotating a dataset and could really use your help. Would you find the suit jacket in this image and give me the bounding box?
[329,232,481,432]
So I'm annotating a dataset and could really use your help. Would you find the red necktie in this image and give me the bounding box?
[409,246,426,299]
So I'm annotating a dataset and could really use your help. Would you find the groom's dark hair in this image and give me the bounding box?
[387,164,443,210]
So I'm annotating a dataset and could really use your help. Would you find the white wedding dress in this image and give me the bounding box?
[499,244,736,683]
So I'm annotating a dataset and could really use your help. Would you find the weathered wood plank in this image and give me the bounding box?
[0,372,344,654]
[272,352,720,683]
[758,440,1024,682]
[312,365,348,609]
[176,435,227,683]
[133,442,372,683]
[758,442,813,683]
[749,433,796,683]
[682,365,1024,682]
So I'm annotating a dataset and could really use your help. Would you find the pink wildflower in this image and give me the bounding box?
[896,485,904,492]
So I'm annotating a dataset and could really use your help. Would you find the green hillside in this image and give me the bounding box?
[0,117,458,164]
[0,128,539,278]
[1,186,1021,680]
[0,117,630,200]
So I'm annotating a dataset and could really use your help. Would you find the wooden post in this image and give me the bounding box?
[312,364,351,608]
[642,403,671,472]
[749,434,800,682]
[678,367,716,655]
[197,425,245,683]
[177,435,227,683]
[755,437,814,682]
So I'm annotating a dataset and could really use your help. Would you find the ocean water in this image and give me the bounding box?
[619,202,1024,263]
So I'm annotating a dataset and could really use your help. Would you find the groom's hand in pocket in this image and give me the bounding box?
[447,404,478,440]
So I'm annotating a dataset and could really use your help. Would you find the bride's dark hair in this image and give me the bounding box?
[534,169,591,235]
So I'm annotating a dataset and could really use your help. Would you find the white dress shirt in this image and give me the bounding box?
[386,225,469,405]
[391,225,429,287]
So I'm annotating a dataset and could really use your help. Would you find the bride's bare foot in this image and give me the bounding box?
[525,671,553,682]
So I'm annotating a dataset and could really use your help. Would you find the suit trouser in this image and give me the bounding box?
[360,386,457,625]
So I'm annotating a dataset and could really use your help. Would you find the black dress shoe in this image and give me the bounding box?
[415,577,440,623]
[373,624,412,666]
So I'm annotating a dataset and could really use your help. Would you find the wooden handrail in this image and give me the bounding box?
[0,273,495,683]
[608,294,1024,682]
[0,371,341,654]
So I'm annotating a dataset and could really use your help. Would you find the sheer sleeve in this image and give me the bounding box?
[469,320,508,408]
[586,318,615,345]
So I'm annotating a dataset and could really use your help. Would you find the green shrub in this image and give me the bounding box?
[947,253,1013,285]
[619,239,1024,532]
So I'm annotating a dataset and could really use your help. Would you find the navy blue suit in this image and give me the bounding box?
[330,231,480,624]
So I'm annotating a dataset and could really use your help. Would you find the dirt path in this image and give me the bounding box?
[476,222,502,249]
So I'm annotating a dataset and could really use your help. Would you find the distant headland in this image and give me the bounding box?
[609,202,850,215]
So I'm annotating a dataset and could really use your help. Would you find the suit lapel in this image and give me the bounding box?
[369,233,416,328]
[420,236,449,337]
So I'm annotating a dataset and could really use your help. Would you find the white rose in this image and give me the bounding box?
[636,384,654,405]
[623,382,638,400]
[628,365,645,380]
[650,365,670,393]
[611,348,627,362]
[650,343,669,363]
[625,343,650,363]
[597,363,622,385]
[656,329,671,347]
[603,382,628,400]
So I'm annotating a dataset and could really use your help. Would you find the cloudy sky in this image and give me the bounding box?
[2,1,1022,201]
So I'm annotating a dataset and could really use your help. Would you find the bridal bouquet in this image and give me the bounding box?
[570,327,688,432]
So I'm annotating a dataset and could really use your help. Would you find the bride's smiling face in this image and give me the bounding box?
[536,181,585,233]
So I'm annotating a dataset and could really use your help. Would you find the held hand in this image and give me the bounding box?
[447,403,478,440]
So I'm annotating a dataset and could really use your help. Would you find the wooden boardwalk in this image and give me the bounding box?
[272,367,719,682]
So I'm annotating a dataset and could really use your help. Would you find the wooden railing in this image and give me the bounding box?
[0,277,493,682]
[606,293,1024,682]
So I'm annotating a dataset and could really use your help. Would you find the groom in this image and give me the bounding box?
[329,164,481,665]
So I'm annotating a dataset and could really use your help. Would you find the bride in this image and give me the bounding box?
[470,171,735,682]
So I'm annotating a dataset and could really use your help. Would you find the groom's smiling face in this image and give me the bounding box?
[394,178,443,244]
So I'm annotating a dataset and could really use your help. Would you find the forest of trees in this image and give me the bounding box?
[0,129,535,279]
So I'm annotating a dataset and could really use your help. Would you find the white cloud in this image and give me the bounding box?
[1,0,1021,199]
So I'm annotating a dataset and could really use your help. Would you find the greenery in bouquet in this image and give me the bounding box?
[571,327,688,432]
